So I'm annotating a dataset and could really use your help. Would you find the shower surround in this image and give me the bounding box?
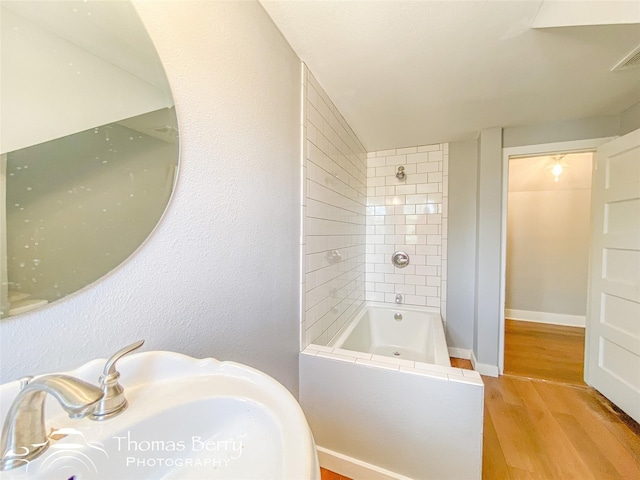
[300,65,367,348]
[300,64,450,347]
[299,67,480,480]
[365,145,449,319]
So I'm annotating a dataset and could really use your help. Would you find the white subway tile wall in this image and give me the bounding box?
[365,144,449,318]
[301,65,367,348]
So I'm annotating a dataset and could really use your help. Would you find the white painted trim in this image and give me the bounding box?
[499,150,507,375]
[299,62,307,352]
[475,364,499,377]
[448,347,471,360]
[499,137,613,376]
[505,309,586,327]
[470,349,499,377]
[502,138,614,159]
[317,446,413,480]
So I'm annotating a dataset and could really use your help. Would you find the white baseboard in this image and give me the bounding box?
[448,347,471,360]
[449,347,498,376]
[470,350,498,377]
[317,446,412,480]
[505,309,586,327]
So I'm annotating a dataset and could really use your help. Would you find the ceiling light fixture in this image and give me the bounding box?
[547,155,568,182]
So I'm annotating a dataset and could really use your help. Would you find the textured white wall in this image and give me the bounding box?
[620,101,640,136]
[0,1,302,394]
[502,115,620,149]
[301,67,367,347]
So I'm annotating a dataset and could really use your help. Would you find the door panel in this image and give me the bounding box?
[587,128,640,423]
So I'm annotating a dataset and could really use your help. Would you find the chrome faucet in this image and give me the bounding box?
[0,374,103,471]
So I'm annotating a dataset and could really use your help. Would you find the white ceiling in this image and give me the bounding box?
[261,1,640,151]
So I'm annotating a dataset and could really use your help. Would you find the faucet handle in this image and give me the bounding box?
[102,340,144,377]
[89,340,144,421]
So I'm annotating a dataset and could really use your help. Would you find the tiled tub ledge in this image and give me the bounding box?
[301,345,483,386]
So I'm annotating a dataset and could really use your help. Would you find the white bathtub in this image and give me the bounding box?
[328,302,451,367]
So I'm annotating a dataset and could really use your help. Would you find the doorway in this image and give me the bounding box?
[498,138,613,377]
[503,152,593,385]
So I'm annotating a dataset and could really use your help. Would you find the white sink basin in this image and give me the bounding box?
[0,352,320,479]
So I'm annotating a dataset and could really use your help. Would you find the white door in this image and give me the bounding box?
[586,128,640,423]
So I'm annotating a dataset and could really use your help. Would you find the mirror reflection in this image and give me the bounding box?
[1,1,179,317]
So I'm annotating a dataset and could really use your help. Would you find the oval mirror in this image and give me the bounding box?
[0,0,179,318]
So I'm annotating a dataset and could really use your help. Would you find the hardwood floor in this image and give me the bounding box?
[483,374,640,480]
[451,357,473,369]
[320,467,351,480]
[504,319,586,385]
